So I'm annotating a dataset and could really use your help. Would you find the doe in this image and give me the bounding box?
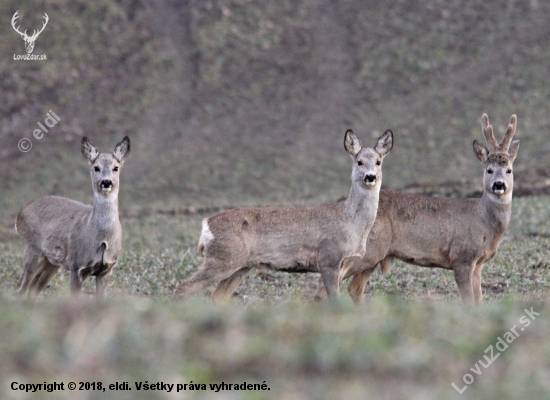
[174,129,393,302]
[16,136,130,297]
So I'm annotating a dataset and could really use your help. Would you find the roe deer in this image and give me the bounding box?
[16,136,131,297]
[314,114,519,305]
[174,129,393,302]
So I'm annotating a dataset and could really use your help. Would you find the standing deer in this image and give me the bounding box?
[314,114,519,305]
[16,136,130,297]
[174,129,394,302]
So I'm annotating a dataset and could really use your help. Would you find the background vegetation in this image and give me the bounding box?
[0,0,549,399]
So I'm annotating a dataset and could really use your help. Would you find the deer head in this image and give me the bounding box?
[345,129,393,190]
[11,11,49,54]
[473,114,520,203]
[82,136,131,199]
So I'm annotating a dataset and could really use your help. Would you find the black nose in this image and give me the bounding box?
[364,174,376,183]
[492,181,506,191]
[101,180,113,189]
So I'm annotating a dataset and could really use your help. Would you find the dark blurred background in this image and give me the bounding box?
[1,0,550,223]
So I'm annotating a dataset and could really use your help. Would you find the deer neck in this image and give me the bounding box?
[478,190,512,235]
[343,183,380,225]
[89,192,120,236]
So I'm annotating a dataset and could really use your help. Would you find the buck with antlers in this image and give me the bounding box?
[16,137,130,297]
[314,114,520,305]
[11,10,49,54]
[174,129,393,302]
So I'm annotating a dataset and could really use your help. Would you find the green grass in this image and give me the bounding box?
[0,196,549,399]
[3,1,550,397]
[0,297,548,399]
[3,195,549,303]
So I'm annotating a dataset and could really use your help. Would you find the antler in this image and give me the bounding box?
[28,13,49,40]
[481,113,518,154]
[11,10,28,39]
[11,11,48,40]
[481,113,498,152]
[499,114,517,152]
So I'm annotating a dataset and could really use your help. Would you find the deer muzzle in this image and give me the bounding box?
[364,174,376,186]
[492,181,506,195]
[100,180,113,192]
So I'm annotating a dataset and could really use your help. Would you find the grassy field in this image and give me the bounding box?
[3,1,550,398]
[0,194,549,399]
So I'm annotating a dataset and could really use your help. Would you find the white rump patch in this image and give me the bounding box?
[198,219,214,251]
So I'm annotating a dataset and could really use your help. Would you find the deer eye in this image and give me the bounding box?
[94,166,100,172]
[357,160,363,166]
[487,169,493,174]
[507,169,512,174]
[113,166,119,172]
[376,160,381,166]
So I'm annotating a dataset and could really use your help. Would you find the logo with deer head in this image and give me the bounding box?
[11,10,49,54]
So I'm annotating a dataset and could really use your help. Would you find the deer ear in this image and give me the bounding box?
[81,137,99,163]
[344,129,362,157]
[508,140,520,163]
[473,140,488,163]
[113,136,130,162]
[375,129,393,158]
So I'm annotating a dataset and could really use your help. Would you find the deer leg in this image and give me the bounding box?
[313,276,328,301]
[317,241,343,299]
[70,268,83,295]
[315,255,367,301]
[174,257,239,300]
[318,256,341,299]
[211,267,251,304]
[472,263,484,304]
[25,256,54,296]
[319,266,340,298]
[95,266,114,299]
[30,259,59,295]
[454,265,475,305]
[347,256,392,303]
[348,266,377,304]
[16,248,42,296]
